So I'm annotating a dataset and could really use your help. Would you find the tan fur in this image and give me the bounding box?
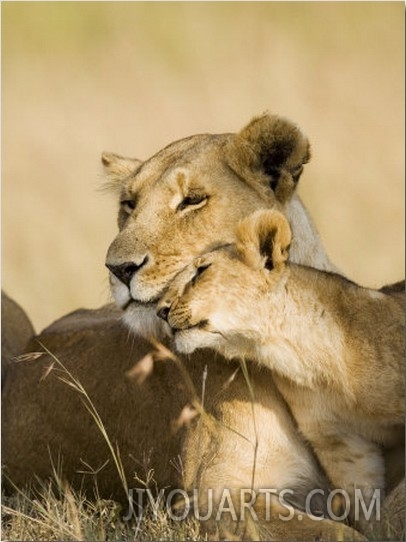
[158,209,405,530]
[104,113,335,338]
[367,479,405,539]
[1,115,383,539]
[2,304,368,540]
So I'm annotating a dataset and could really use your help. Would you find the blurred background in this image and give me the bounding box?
[2,2,404,332]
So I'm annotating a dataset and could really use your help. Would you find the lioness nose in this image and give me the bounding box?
[157,305,170,322]
[106,256,148,288]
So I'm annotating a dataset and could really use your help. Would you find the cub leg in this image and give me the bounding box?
[312,433,385,533]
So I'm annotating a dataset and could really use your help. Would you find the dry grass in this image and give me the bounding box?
[1,484,202,542]
[2,2,404,332]
[3,482,402,542]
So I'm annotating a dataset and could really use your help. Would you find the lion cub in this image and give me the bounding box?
[158,209,405,528]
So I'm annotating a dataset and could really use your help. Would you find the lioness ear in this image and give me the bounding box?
[101,152,142,184]
[226,113,310,203]
[236,209,292,271]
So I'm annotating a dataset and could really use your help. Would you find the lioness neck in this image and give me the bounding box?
[285,196,338,273]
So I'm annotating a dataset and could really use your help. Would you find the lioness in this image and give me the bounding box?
[2,114,371,539]
[157,209,405,530]
[104,112,335,340]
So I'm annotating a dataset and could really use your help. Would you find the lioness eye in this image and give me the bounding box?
[177,193,207,212]
[120,199,136,214]
[191,263,211,285]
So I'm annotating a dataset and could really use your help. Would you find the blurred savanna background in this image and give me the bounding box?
[2,2,404,333]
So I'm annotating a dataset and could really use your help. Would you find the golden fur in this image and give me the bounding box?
[104,113,336,339]
[2,114,394,539]
[158,209,405,530]
[2,303,369,541]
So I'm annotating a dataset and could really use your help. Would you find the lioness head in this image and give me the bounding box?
[157,209,291,355]
[104,113,330,336]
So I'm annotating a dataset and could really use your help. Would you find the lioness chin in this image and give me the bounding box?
[157,209,405,532]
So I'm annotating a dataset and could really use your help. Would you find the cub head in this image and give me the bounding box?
[156,209,291,356]
[104,113,315,337]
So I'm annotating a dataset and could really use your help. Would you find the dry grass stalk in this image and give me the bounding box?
[36,340,130,498]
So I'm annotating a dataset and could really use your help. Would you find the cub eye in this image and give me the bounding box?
[177,193,208,212]
[120,199,136,214]
[191,263,211,286]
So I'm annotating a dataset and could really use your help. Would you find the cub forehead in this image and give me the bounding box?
[188,248,242,282]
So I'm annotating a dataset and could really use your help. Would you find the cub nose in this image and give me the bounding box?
[106,256,148,288]
[157,304,170,322]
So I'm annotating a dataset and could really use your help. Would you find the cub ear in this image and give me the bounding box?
[101,152,142,184]
[226,113,310,203]
[236,209,292,271]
